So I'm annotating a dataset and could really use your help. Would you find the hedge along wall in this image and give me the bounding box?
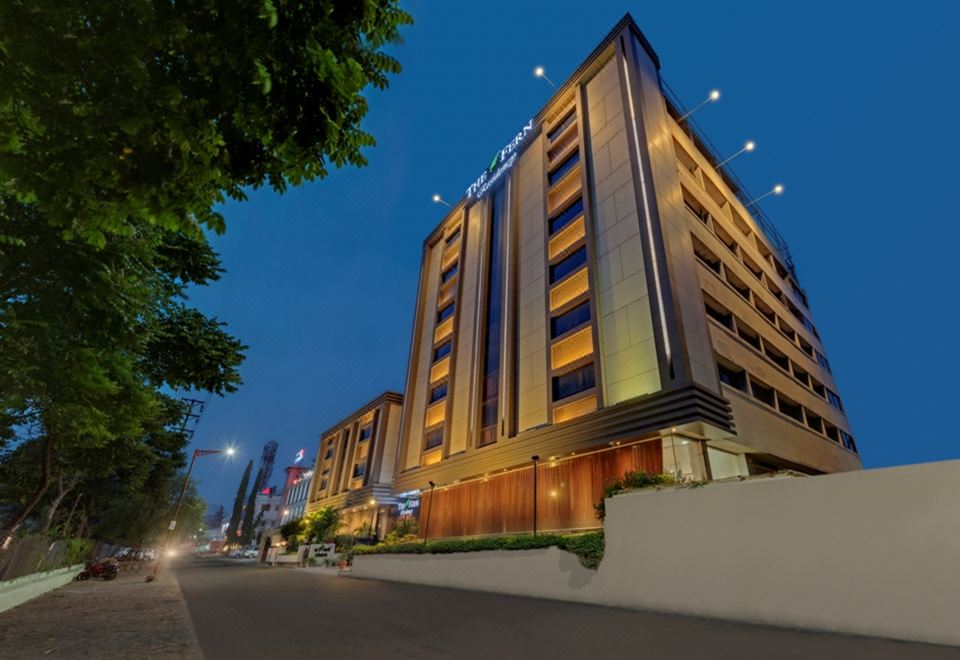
[352,460,960,646]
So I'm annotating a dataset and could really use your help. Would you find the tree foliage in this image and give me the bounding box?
[225,460,253,544]
[299,506,342,544]
[0,0,412,246]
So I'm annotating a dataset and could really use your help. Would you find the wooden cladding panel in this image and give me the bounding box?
[421,441,662,538]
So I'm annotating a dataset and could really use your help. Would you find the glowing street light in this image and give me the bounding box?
[745,184,785,207]
[715,140,756,170]
[533,66,555,88]
[678,89,720,122]
[432,193,452,208]
[149,447,235,582]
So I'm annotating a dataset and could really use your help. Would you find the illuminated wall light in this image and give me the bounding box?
[622,55,672,371]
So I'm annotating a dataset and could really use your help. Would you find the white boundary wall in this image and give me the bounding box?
[0,564,83,613]
[353,460,960,646]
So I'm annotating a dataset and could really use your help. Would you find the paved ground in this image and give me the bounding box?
[176,557,960,659]
[0,564,202,658]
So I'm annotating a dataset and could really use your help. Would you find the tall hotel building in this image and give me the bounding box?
[390,14,859,538]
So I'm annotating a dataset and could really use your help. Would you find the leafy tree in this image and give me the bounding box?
[225,460,253,543]
[299,506,342,545]
[239,467,265,546]
[0,211,244,540]
[0,0,412,246]
[279,517,303,551]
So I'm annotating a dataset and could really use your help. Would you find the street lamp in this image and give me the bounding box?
[533,66,556,88]
[677,89,720,122]
[715,140,756,170]
[531,455,540,537]
[744,183,785,207]
[423,481,436,544]
[432,194,452,208]
[149,447,234,581]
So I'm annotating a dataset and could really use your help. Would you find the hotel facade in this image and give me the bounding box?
[387,14,859,538]
[305,392,404,538]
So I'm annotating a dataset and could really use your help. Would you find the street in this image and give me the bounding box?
[175,557,959,659]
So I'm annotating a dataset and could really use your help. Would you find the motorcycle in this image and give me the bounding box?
[75,557,119,581]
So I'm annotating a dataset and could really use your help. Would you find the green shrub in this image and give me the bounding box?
[353,532,604,570]
[64,538,94,565]
[595,471,678,520]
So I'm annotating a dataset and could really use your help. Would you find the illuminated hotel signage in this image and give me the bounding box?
[466,119,534,199]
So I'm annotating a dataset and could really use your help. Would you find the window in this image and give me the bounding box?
[433,341,452,361]
[805,410,824,433]
[441,263,459,284]
[736,318,762,350]
[352,464,366,479]
[359,425,372,442]
[772,257,789,279]
[826,389,844,411]
[324,447,334,460]
[763,343,789,372]
[549,246,587,283]
[429,382,448,403]
[424,427,444,450]
[824,422,840,443]
[717,360,748,392]
[839,430,857,452]
[742,254,764,281]
[816,350,832,373]
[703,294,733,330]
[549,197,583,235]
[551,301,591,338]
[778,318,797,342]
[798,337,814,358]
[552,363,595,400]
[810,378,826,399]
[479,186,507,447]
[548,110,576,141]
[791,363,810,387]
[750,378,775,407]
[445,227,461,244]
[714,224,738,255]
[777,393,804,423]
[319,479,328,491]
[692,236,721,274]
[548,150,580,186]
[437,302,455,323]
[755,298,776,325]
[725,269,751,301]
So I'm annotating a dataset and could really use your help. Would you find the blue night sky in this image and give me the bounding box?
[187,1,960,509]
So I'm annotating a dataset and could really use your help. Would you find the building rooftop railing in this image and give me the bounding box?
[660,80,797,279]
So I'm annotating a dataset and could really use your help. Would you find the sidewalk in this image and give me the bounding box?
[0,565,202,658]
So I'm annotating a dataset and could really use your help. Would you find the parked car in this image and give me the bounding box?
[242,548,259,559]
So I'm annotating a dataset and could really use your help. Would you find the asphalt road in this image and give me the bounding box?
[175,557,959,660]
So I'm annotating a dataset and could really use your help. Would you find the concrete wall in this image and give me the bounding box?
[353,460,960,646]
[0,564,82,613]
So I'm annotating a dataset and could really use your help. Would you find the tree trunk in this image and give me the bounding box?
[1,434,54,543]
[41,474,78,534]
[61,491,84,539]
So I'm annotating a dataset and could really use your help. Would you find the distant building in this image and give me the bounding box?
[305,392,404,539]
[253,487,282,542]
[279,463,313,526]
[204,504,225,531]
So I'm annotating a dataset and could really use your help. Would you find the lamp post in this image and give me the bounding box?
[745,184,784,207]
[150,447,234,581]
[422,481,436,544]
[715,140,756,170]
[432,194,452,208]
[531,455,540,537]
[533,66,556,88]
[678,89,720,122]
